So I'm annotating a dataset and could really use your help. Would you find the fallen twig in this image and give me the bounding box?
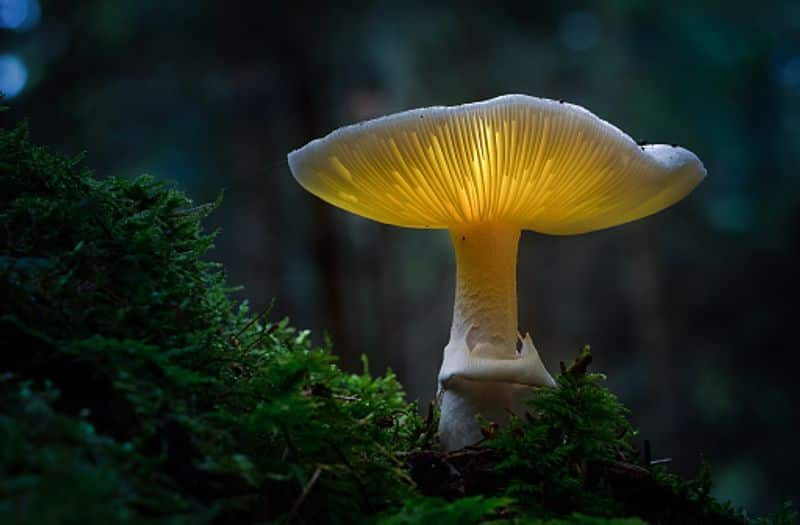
[287,466,323,521]
[233,299,275,340]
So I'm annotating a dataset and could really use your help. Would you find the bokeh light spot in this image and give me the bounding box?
[0,54,28,98]
[0,0,40,31]
[780,55,800,89]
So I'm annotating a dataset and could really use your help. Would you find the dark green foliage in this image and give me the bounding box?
[480,354,795,525]
[0,124,794,524]
[379,496,513,524]
[652,467,797,525]
[0,124,423,524]
[488,353,636,518]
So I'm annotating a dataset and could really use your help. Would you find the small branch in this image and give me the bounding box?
[606,460,652,480]
[565,346,592,376]
[650,458,672,466]
[287,466,322,521]
[280,424,299,460]
[234,299,275,340]
[332,394,360,402]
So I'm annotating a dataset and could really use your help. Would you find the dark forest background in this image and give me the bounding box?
[1,0,798,514]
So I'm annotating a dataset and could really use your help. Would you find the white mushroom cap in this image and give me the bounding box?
[288,94,706,235]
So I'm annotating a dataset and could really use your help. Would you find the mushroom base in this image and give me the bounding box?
[437,334,555,451]
[438,377,534,450]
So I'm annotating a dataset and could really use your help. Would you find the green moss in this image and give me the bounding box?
[0,124,794,524]
[0,124,422,524]
[484,357,794,524]
[487,355,636,518]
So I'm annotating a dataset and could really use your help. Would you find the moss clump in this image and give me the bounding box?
[0,123,794,524]
[0,124,423,524]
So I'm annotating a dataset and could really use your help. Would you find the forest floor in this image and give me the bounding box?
[0,123,795,524]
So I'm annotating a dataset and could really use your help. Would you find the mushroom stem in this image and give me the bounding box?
[437,223,556,451]
[450,224,520,357]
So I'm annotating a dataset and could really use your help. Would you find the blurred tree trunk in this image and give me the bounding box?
[283,7,350,363]
[627,225,674,432]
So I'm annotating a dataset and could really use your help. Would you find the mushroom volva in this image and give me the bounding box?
[287,94,706,451]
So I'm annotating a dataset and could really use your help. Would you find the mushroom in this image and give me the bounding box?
[287,94,706,451]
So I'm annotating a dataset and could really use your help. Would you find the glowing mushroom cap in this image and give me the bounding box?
[288,94,706,235]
